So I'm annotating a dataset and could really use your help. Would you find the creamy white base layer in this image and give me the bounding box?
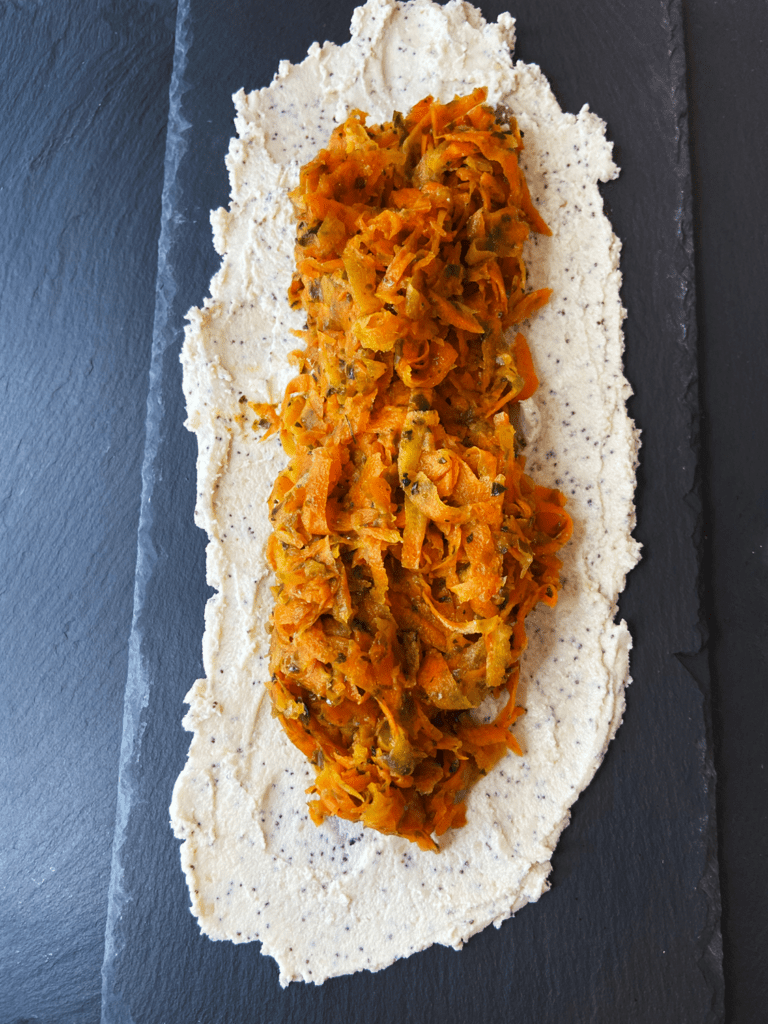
[171,0,640,986]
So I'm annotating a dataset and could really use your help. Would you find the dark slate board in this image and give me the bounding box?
[0,3,175,1022]
[685,3,768,1020]
[101,1,723,1021]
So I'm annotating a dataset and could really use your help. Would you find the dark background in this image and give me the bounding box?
[1,0,765,1021]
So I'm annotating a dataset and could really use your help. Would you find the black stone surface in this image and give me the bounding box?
[685,3,768,1022]
[0,2,176,1022]
[99,1,723,1022]
[3,0,766,1021]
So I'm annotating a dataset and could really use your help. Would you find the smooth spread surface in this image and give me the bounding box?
[171,0,639,986]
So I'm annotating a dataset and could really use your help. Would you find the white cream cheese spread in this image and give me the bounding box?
[170,0,640,986]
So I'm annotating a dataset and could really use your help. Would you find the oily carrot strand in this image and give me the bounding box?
[259,89,571,851]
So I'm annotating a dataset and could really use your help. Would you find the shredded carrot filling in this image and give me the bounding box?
[255,89,572,852]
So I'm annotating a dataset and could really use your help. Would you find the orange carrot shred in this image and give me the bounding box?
[259,89,571,852]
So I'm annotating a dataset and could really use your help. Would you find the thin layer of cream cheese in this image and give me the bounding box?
[171,0,640,986]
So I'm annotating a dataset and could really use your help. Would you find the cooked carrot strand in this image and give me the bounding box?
[261,90,571,850]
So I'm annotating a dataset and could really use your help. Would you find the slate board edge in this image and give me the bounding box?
[96,0,726,1019]
[666,0,724,1018]
[100,1,193,1020]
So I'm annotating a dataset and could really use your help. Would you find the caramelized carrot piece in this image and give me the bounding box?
[259,90,571,851]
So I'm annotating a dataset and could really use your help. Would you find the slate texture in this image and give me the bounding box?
[99,1,723,1021]
[0,3,176,1022]
[684,2,768,1021]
